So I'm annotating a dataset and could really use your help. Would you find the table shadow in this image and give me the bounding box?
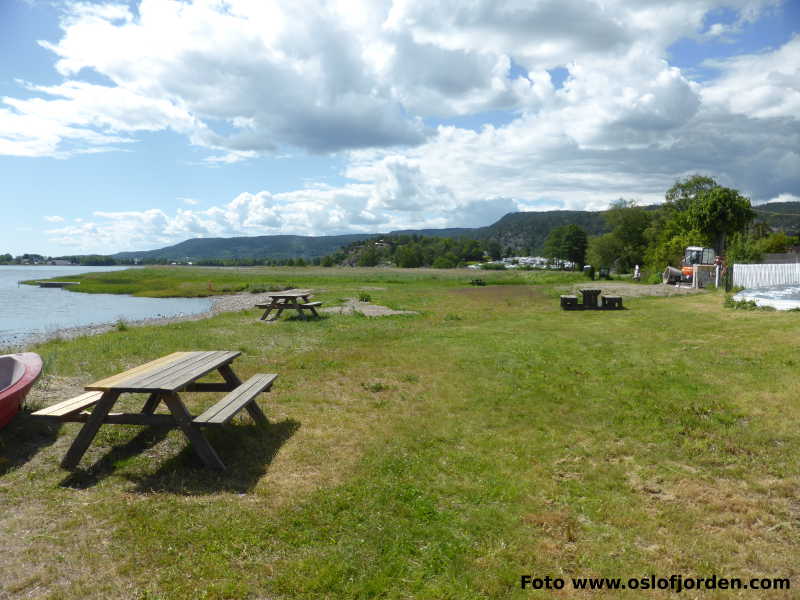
[279,314,329,322]
[0,410,61,476]
[58,426,172,489]
[125,418,300,495]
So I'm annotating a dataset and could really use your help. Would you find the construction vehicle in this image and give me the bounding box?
[662,246,716,285]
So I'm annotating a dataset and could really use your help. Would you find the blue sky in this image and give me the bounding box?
[1,0,799,256]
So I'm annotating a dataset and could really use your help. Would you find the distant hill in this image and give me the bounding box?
[388,211,610,252]
[752,202,800,234]
[476,210,610,252]
[113,234,374,261]
[111,210,612,261]
[109,202,800,261]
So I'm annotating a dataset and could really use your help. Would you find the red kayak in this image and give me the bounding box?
[0,353,43,429]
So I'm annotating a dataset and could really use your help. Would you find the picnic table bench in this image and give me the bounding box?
[256,289,323,320]
[31,351,277,470]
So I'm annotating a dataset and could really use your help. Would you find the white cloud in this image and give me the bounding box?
[6,0,800,255]
[702,35,800,119]
[44,215,65,222]
[763,193,800,204]
[3,0,780,160]
[179,197,199,205]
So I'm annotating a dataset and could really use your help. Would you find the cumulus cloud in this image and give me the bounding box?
[702,35,800,119]
[44,215,65,222]
[2,0,778,160]
[7,0,800,255]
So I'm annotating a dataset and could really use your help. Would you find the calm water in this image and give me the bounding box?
[0,266,212,348]
[733,284,800,310]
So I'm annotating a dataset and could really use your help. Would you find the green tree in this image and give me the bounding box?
[542,227,565,261]
[432,253,458,268]
[603,199,652,271]
[543,224,587,267]
[562,224,588,266]
[687,186,754,254]
[586,233,623,269]
[395,244,423,268]
[486,240,502,261]
[645,175,723,272]
[726,231,793,264]
[665,174,718,213]
[356,245,381,267]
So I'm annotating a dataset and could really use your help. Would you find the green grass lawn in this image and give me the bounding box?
[1,267,798,599]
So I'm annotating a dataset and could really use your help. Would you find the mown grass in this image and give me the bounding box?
[1,268,798,599]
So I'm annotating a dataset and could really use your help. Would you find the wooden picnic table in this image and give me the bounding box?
[31,351,277,470]
[256,288,322,321]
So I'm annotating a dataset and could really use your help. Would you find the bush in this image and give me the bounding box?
[724,296,774,311]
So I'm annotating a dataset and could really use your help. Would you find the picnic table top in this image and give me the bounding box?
[267,288,312,298]
[85,350,241,393]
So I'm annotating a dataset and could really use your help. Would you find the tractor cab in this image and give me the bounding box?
[681,246,715,278]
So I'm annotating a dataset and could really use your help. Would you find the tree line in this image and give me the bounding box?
[328,235,495,268]
[540,175,793,280]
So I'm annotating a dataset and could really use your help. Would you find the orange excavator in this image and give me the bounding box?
[663,246,716,285]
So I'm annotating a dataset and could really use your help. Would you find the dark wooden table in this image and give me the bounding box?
[32,351,277,470]
[256,289,320,320]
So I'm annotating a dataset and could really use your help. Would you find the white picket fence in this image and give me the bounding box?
[733,263,800,289]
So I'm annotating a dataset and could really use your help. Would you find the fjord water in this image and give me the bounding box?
[0,266,212,348]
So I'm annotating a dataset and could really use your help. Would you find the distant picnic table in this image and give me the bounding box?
[31,351,277,470]
[256,289,322,321]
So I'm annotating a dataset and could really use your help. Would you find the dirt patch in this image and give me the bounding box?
[23,375,86,411]
[563,282,708,297]
[322,298,416,317]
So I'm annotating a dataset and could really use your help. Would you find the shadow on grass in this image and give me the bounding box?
[283,313,330,323]
[0,410,61,476]
[127,418,300,495]
[58,426,172,489]
[57,419,299,494]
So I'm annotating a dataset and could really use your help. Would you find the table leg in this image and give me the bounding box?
[218,364,269,425]
[259,303,275,320]
[302,295,318,318]
[162,392,226,470]
[141,392,162,414]
[61,390,121,469]
[218,363,242,387]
